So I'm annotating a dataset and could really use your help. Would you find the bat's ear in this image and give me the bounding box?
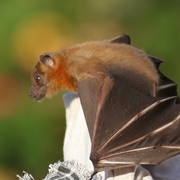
[111,34,131,44]
[39,54,55,67]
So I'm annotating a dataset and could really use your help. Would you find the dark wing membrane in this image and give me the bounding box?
[149,56,179,99]
[77,72,111,140]
[78,69,180,172]
[95,97,180,171]
[110,34,131,45]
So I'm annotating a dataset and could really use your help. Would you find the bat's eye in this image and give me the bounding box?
[34,74,43,85]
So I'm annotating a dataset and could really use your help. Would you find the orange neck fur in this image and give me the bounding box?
[52,60,77,92]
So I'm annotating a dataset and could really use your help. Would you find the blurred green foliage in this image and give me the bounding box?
[0,0,180,179]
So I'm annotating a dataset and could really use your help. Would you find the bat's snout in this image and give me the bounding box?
[29,85,46,101]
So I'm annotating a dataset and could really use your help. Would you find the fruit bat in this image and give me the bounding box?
[30,34,180,176]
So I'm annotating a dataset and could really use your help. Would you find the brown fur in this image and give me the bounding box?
[30,36,159,100]
[66,43,158,82]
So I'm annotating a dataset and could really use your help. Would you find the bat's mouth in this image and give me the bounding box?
[29,85,47,101]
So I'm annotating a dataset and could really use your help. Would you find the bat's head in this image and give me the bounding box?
[29,53,76,101]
